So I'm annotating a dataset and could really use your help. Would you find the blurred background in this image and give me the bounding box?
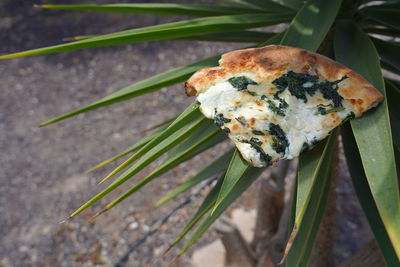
[0,0,374,266]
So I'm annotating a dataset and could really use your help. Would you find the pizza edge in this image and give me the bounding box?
[185,45,384,117]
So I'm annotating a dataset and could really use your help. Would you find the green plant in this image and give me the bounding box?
[1,0,399,265]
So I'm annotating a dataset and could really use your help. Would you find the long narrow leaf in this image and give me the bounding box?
[166,177,224,251]
[175,26,284,255]
[105,124,225,207]
[179,166,264,254]
[335,20,400,258]
[361,6,400,30]
[156,149,234,206]
[38,56,219,126]
[279,0,343,263]
[212,149,249,213]
[264,0,303,10]
[386,79,400,122]
[70,116,207,217]
[373,37,400,72]
[381,61,400,77]
[364,27,400,38]
[101,101,201,181]
[341,124,399,266]
[182,30,275,43]
[101,130,225,211]
[241,0,293,11]
[280,0,342,51]
[386,80,400,152]
[65,30,276,44]
[0,13,293,59]
[87,122,169,173]
[39,3,262,16]
[285,131,338,266]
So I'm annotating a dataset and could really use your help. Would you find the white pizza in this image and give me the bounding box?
[185,45,383,167]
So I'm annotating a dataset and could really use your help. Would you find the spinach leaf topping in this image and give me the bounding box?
[273,71,319,102]
[228,76,258,91]
[275,95,289,108]
[269,123,288,154]
[242,137,272,165]
[318,75,347,107]
[262,95,288,116]
[246,137,262,147]
[247,90,259,96]
[316,105,345,115]
[214,113,231,127]
[252,130,265,135]
[223,127,231,134]
[272,71,347,107]
[235,116,247,126]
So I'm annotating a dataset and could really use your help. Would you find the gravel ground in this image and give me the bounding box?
[0,1,374,266]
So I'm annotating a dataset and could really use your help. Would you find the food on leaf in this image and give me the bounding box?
[185,45,383,167]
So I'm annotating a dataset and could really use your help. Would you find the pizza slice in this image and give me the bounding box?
[185,45,384,167]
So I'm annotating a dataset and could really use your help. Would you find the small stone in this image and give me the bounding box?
[129,222,138,230]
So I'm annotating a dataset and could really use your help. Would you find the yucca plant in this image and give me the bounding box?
[2,0,399,265]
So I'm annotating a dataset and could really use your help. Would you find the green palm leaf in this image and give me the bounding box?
[156,149,234,207]
[212,149,250,213]
[182,30,275,43]
[277,0,343,263]
[279,0,342,51]
[373,37,400,72]
[70,115,208,217]
[0,13,293,59]
[179,165,265,254]
[38,56,218,126]
[170,31,284,253]
[341,124,399,266]
[285,131,338,266]
[39,3,262,16]
[102,124,227,211]
[386,80,400,152]
[334,20,400,259]
[166,177,225,253]
[364,27,400,38]
[102,102,202,181]
[241,0,294,11]
[265,0,303,10]
[360,4,400,30]
[86,120,171,173]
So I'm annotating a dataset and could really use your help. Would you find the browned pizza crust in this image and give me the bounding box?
[185,45,384,117]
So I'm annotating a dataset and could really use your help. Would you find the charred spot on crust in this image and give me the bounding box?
[228,76,258,91]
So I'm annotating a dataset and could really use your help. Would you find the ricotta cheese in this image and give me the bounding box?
[197,72,352,167]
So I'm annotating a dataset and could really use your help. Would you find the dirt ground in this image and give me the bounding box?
[0,1,374,266]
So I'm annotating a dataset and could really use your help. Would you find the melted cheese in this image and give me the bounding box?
[197,74,351,167]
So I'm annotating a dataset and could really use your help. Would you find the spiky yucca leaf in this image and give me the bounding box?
[335,20,400,259]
